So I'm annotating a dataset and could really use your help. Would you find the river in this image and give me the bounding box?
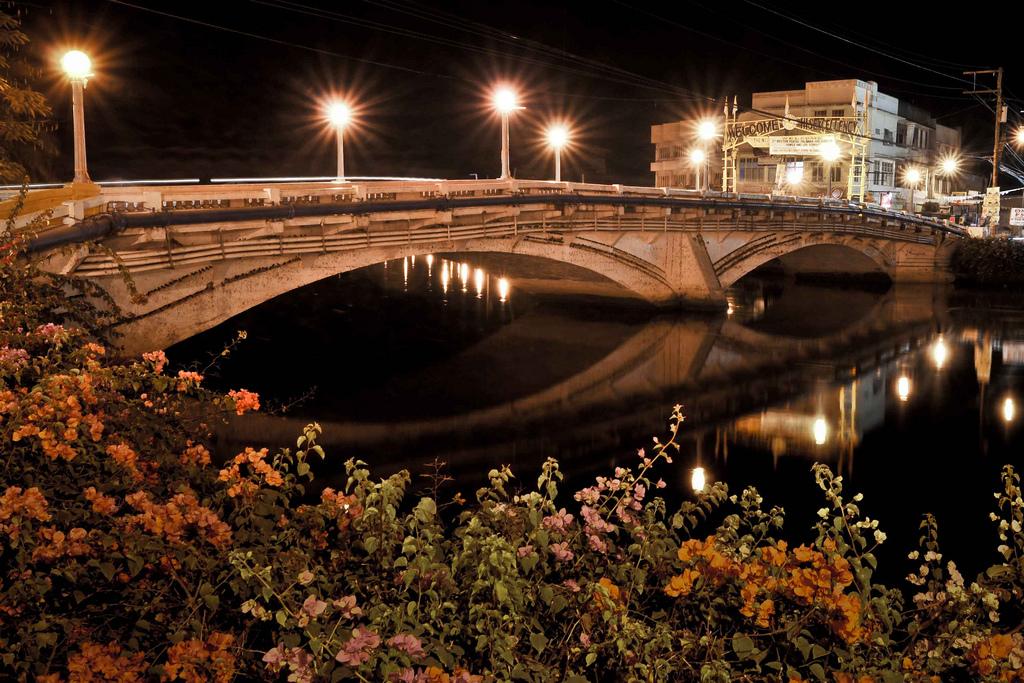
[168,257,1024,580]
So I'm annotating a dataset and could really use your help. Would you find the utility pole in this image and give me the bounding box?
[964,68,1005,187]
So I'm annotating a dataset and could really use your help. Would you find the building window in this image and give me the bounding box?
[812,162,824,182]
[871,160,894,186]
[883,129,893,145]
[830,165,842,183]
[814,109,827,117]
[738,158,760,181]
[832,109,845,117]
[896,123,907,145]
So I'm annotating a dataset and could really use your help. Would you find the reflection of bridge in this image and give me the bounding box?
[13,178,963,353]
[216,285,949,478]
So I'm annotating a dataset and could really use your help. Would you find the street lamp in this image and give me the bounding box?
[688,148,706,191]
[545,124,570,182]
[61,50,93,184]
[695,119,717,191]
[904,166,922,213]
[1016,128,1024,148]
[785,164,803,192]
[326,102,352,182]
[819,140,840,198]
[493,87,521,179]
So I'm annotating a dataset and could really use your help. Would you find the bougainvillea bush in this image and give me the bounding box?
[2,240,1024,682]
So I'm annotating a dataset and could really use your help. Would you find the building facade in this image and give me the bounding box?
[651,79,983,211]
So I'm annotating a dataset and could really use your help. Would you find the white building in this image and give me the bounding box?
[651,79,983,211]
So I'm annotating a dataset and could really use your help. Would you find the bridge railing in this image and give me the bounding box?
[8,177,964,241]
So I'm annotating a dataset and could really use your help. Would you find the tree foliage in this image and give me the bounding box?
[0,3,53,183]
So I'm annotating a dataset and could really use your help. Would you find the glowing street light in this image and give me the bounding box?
[694,119,718,191]
[497,277,510,303]
[904,166,922,214]
[1016,128,1024,147]
[61,50,93,184]
[785,164,804,190]
[1003,397,1016,423]
[819,140,841,197]
[939,155,960,176]
[545,124,570,182]
[326,101,353,182]
[689,148,706,191]
[493,86,522,179]
[696,120,717,142]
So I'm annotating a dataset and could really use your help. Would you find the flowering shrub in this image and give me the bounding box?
[2,239,1024,681]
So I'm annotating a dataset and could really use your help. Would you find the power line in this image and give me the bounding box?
[742,1,974,90]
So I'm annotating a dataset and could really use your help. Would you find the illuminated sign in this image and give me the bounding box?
[769,135,836,156]
[727,117,858,145]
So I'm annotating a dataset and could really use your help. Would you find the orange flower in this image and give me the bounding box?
[227,389,260,416]
[84,487,118,515]
[665,568,699,597]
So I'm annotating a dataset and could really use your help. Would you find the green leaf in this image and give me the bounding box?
[529,632,548,654]
[275,610,288,627]
[494,581,509,603]
[99,562,116,581]
[585,652,597,666]
[732,634,754,658]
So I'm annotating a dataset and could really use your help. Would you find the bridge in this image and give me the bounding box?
[7,177,964,353]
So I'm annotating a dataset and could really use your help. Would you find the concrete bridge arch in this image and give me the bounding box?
[102,231,713,354]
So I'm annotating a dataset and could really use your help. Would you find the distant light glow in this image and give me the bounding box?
[813,417,827,445]
[497,277,510,302]
[897,375,911,402]
[61,50,92,80]
[1004,397,1016,423]
[691,467,706,493]
[546,124,570,150]
[939,155,960,175]
[1016,128,1024,147]
[440,261,450,293]
[932,337,948,369]
[819,140,840,162]
[696,120,717,141]
[904,167,922,185]
[402,256,408,286]
[327,102,352,127]
[493,87,519,114]
[786,166,804,186]
[689,148,706,166]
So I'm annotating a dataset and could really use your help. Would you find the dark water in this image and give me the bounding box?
[169,258,1024,582]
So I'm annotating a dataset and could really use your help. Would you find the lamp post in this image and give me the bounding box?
[61,50,93,184]
[493,87,521,179]
[545,124,570,182]
[904,166,922,214]
[326,102,352,182]
[819,140,840,198]
[689,148,706,191]
[696,119,717,191]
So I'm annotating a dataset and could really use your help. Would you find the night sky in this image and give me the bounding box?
[20,1,1024,186]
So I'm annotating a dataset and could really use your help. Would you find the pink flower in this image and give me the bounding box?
[562,579,581,592]
[550,542,574,562]
[301,594,327,618]
[387,633,425,658]
[333,595,362,619]
[336,627,381,665]
[542,507,574,533]
[580,632,591,647]
[588,534,608,553]
[656,479,667,489]
[517,544,534,558]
